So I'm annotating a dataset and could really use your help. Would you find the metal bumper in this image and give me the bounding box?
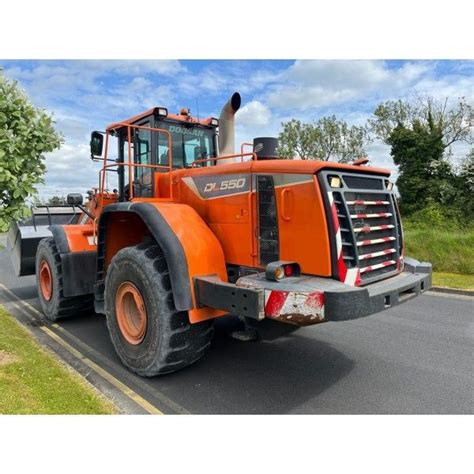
[196,257,431,326]
[324,257,432,321]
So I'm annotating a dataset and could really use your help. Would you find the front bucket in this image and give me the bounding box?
[7,206,78,277]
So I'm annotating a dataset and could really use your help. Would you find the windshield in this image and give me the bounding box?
[156,121,217,168]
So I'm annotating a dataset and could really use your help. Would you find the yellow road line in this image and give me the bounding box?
[0,283,163,415]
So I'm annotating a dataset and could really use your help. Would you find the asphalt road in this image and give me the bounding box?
[0,247,472,414]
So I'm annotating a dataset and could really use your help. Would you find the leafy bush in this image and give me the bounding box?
[0,72,62,231]
[403,201,467,231]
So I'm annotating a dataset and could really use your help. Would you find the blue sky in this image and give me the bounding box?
[1,59,473,197]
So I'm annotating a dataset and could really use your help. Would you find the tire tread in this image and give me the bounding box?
[105,242,214,376]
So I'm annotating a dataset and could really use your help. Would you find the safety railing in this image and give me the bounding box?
[240,142,254,156]
[100,124,258,197]
[100,123,173,200]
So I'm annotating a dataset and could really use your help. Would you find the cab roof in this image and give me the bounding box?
[106,107,216,132]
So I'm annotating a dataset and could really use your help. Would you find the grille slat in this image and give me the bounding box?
[358,248,396,260]
[346,200,390,206]
[350,212,393,219]
[356,236,396,247]
[354,224,394,233]
[360,259,397,274]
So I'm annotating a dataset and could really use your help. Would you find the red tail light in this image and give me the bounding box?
[284,265,294,277]
[265,261,301,281]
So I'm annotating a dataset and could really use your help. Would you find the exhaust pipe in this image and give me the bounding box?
[217,92,241,164]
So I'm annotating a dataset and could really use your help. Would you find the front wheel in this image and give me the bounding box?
[104,242,214,376]
[36,238,94,321]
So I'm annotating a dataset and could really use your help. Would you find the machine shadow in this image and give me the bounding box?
[150,316,355,414]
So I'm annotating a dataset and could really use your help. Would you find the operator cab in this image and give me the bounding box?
[92,107,219,200]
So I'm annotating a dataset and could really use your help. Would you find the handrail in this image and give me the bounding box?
[100,123,173,200]
[191,151,257,167]
[240,142,253,156]
[99,162,172,201]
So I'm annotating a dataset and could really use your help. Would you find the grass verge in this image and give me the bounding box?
[0,306,116,414]
[432,272,474,290]
[0,232,6,250]
[404,226,474,275]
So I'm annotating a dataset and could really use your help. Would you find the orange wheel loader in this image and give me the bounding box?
[7,92,432,376]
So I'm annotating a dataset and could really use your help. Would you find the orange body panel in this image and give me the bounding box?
[178,163,256,266]
[145,202,228,323]
[62,224,96,252]
[275,178,331,276]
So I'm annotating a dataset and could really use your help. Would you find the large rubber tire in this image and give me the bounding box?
[104,242,214,376]
[36,237,94,321]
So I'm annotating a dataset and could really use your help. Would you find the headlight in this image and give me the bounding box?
[329,176,342,188]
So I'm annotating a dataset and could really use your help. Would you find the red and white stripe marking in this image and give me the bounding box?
[360,260,397,274]
[328,192,361,286]
[354,224,394,233]
[350,212,392,219]
[346,200,390,206]
[357,236,396,247]
[264,290,325,321]
[358,248,396,260]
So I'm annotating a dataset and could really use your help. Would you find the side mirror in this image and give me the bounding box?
[90,131,104,158]
[67,193,83,206]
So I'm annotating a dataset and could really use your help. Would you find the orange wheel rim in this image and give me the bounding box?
[115,282,147,345]
[39,260,53,301]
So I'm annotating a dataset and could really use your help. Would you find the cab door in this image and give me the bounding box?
[133,118,154,198]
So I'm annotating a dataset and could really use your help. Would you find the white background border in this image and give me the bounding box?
[1,1,472,472]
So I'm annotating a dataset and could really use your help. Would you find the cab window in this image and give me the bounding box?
[156,121,216,169]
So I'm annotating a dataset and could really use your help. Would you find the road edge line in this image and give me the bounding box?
[0,283,190,414]
[0,283,163,415]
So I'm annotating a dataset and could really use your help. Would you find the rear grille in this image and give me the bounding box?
[346,190,400,282]
[320,171,403,285]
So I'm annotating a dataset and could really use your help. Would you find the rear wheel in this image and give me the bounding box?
[104,242,214,376]
[36,238,94,321]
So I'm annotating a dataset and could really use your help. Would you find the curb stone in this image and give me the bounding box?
[431,286,474,297]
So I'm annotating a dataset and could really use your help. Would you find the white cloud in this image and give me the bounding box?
[236,101,271,128]
[266,60,435,110]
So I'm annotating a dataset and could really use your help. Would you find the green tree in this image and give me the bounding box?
[0,72,62,231]
[278,115,369,162]
[370,96,473,147]
[370,96,473,216]
[48,195,66,206]
[454,148,474,221]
